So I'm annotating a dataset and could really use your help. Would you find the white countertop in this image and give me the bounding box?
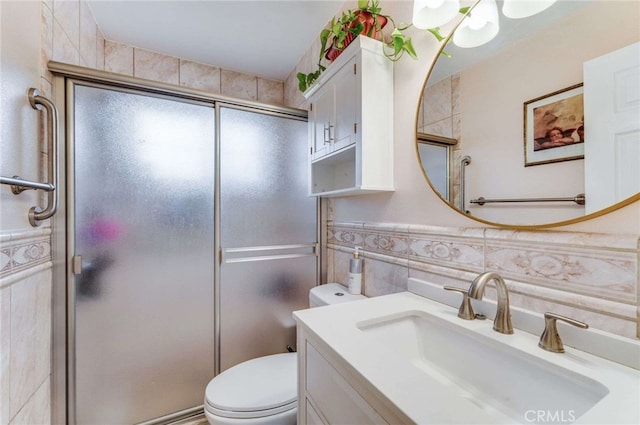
[293,285,640,425]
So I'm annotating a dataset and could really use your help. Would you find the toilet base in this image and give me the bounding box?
[204,406,296,425]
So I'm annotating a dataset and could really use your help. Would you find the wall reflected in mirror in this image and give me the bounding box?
[417,0,640,226]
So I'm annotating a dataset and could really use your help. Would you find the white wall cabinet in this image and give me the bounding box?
[304,36,394,197]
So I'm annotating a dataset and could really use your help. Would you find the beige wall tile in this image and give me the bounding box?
[179,60,220,93]
[104,40,133,76]
[221,70,257,101]
[8,377,50,425]
[96,29,105,70]
[41,2,53,73]
[423,118,453,139]
[79,1,97,68]
[507,290,636,338]
[451,73,461,115]
[257,78,284,106]
[425,76,452,125]
[52,18,79,65]
[42,0,53,15]
[1,285,10,425]
[332,249,350,287]
[362,254,409,297]
[9,271,50,417]
[53,0,79,50]
[134,48,179,85]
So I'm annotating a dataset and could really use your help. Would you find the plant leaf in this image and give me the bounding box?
[403,39,417,59]
[296,72,307,92]
[351,22,364,35]
[427,28,445,42]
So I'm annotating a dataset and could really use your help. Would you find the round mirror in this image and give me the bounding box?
[416,0,640,227]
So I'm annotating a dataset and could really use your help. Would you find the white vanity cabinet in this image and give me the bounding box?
[304,36,394,197]
[296,323,411,425]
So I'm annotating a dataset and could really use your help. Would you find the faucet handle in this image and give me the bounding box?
[538,312,588,353]
[444,286,476,320]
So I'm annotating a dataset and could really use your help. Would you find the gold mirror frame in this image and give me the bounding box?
[415,1,640,230]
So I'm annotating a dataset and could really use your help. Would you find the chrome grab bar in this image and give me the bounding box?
[0,88,59,226]
[470,193,586,206]
[459,155,471,213]
[0,175,55,192]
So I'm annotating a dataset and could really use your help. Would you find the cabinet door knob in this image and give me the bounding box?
[323,124,331,145]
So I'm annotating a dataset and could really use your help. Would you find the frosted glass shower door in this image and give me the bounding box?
[72,84,215,424]
[219,106,317,371]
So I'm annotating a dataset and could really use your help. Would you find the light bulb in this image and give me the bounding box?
[452,0,500,48]
[467,14,488,30]
[412,0,461,29]
[502,0,558,19]
[425,0,446,7]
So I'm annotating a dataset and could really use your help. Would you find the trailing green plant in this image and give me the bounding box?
[297,0,456,93]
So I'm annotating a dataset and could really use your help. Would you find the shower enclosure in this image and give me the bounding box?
[54,71,317,424]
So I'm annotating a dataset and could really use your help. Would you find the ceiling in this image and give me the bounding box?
[87,0,348,81]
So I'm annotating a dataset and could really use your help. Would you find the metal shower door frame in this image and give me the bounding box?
[48,64,317,425]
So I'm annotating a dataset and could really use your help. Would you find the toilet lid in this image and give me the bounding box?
[205,353,297,417]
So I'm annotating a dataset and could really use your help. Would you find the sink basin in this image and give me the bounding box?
[357,310,610,424]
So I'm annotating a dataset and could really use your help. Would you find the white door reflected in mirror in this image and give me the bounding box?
[584,42,640,215]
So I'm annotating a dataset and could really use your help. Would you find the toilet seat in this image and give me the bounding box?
[205,353,297,420]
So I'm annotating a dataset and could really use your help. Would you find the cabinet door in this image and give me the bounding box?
[310,84,335,160]
[306,342,388,424]
[332,56,358,153]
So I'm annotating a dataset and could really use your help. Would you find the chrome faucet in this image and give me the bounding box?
[468,272,513,334]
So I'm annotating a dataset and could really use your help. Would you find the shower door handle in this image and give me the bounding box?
[72,255,83,275]
[221,243,317,264]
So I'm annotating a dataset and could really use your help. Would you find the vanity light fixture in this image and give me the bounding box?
[452,0,500,48]
[412,0,461,29]
[502,0,558,19]
[412,0,559,50]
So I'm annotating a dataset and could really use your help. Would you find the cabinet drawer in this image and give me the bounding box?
[305,342,388,425]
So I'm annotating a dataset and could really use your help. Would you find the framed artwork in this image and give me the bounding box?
[524,83,584,166]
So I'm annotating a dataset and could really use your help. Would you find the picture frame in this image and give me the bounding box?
[524,83,584,166]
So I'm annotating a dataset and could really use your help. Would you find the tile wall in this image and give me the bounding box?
[327,221,639,338]
[103,40,285,105]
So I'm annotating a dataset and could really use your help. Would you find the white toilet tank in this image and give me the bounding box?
[309,283,366,307]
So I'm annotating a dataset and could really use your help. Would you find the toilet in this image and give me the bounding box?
[204,283,366,425]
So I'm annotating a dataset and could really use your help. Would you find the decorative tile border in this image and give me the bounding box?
[483,229,638,305]
[326,221,640,338]
[0,229,52,282]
